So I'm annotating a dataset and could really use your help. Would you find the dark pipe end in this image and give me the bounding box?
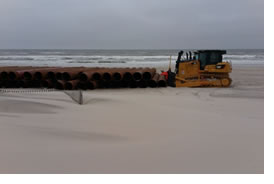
[92,73,101,80]
[55,72,63,80]
[22,81,29,88]
[133,72,142,81]
[8,72,17,80]
[0,81,7,88]
[79,73,88,82]
[96,81,105,88]
[121,80,129,88]
[110,81,121,88]
[23,72,32,80]
[62,72,71,81]
[143,72,152,81]
[158,81,167,87]
[103,73,111,81]
[16,80,25,88]
[77,82,87,90]
[129,81,137,88]
[31,80,41,88]
[87,82,95,90]
[47,72,55,80]
[65,83,73,90]
[41,81,49,88]
[102,81,111,88]
[148,81,157,88]
[0,72,8,80]
[123,72,132,81]
[113,73,122,81]
[34,72,42,80]
[55,82,64,90]
[5,80,16,88]
[138,80,148,88]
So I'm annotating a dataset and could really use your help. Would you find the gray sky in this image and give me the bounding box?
[0,0,264,49]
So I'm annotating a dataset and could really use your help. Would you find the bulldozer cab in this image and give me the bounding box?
[194,50,226,69]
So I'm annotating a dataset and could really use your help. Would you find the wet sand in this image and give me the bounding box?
[0,65,264,173]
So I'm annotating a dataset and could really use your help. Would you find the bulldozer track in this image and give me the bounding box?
[200,72,229,79]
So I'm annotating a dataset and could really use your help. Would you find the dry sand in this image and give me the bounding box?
[0,65,264,174]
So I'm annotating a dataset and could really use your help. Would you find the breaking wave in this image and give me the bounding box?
[0,50,264,67]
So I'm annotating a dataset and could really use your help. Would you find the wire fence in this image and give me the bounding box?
[0,88,83,105]
[0,88,57,93]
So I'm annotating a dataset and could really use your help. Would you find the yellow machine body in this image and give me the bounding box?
[175,60,232,87]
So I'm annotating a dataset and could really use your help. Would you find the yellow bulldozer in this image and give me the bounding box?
[165,50,232,87]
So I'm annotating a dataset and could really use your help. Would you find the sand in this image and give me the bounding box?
[0,65,264,174]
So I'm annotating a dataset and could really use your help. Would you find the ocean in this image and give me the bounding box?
[0,49,264,68]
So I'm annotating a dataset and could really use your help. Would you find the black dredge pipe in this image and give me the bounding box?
[128,80,138,88]
[158,75,167,87]
[55,80,66,90]
[148,73,160,88]
[79,69,102,82]
[41,80,54,88]
[76,81,97,90]
[142,68,156,81]
[137,80,148,88]
[123,72,133,81]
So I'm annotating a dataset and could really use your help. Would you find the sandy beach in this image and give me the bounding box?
[0,65,264,174]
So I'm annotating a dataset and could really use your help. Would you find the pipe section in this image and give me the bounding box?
[1,66,166,90]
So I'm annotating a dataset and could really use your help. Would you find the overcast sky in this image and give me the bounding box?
[0,0,264,49]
